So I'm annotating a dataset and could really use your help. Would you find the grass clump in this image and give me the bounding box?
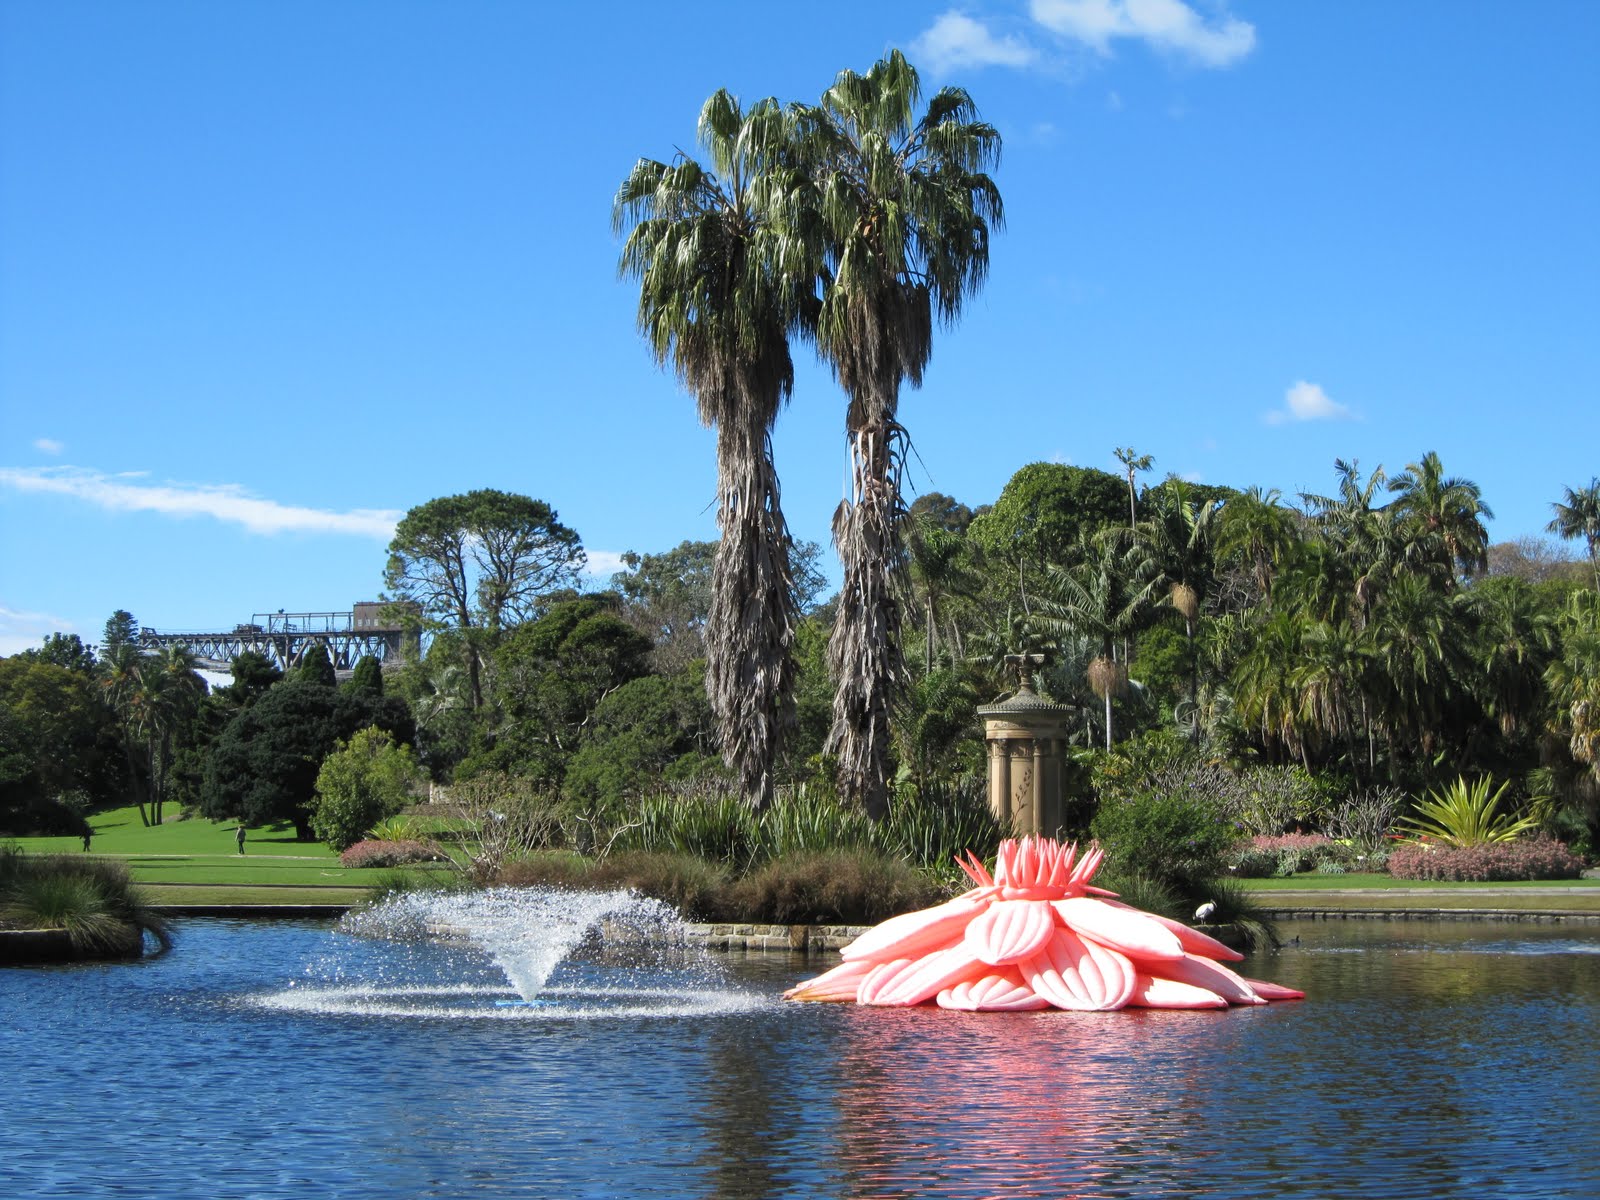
[0,844,170,954]
[728,850,943,925]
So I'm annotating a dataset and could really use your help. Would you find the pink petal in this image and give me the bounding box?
[858,944,988,1007]
[839,896,986,964]
[1242,977,1305,1001]
[938,971,1051,1012]
[1021,927,1128,1011]
[1151,953,1267,1006]
[1126,973,1228,1009]
[1053,897,1185,962]
[1106,904,1246,963]
[783,958,874,1003]
[964,899,1057,966]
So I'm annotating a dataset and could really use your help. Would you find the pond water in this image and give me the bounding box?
[3,913,1598,1199]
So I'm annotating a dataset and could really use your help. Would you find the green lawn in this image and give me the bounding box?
[1240,873,1600,891]
[8,805,404,899]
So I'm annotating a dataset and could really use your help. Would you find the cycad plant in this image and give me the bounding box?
[1398,775,1538,847]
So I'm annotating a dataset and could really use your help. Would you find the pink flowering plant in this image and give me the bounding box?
[339,839,448,869]
[1386,837,1584,882]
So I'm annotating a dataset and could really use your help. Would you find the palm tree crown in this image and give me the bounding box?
[615,91,812,807]
[793,50,1002,815]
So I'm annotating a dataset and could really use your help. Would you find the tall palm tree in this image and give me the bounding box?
[1113,447,1154,531]
[1301,458,1402,623]
[1036,532,1161,750]
[907,516,980,671]
[1547,479,1600,591]
[1388,450,1494,586]
[1140,480,1222,732]
[615,90,812,808]
[1464,578,1555,740]
[794,51,1003,816]
[1216,486,1298,604]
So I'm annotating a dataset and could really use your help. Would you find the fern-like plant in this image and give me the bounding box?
[1398,776,1537,847]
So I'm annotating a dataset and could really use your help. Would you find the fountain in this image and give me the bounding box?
[254,886,765,1021]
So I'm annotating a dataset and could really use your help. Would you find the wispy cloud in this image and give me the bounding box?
[0,603,74,657]
[1030,0,1256,67]
[913,11,1039,73]
[0,465,401,538]
[583,550,630,580]
[33,438,64,455]
[1264,381,1356,426]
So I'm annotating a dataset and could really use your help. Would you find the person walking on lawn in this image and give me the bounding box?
[235,824,247,855]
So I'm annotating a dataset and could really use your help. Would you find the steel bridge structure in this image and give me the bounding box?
[139,603,413,672]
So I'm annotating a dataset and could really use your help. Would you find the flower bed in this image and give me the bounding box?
[339,839,449,869]
[1385,837,1585,883]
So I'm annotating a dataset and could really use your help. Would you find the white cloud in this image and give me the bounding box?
[1264,381,1356,426]
[582,550,630,579]
[1030,0,1256,67]
[0,465,401,538]
[914,11,1038,73]
[33,438,64,455]
[0,603,75,657]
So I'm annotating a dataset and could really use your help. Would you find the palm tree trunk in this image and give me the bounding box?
[828,417,905,820]
[708,412,797,811]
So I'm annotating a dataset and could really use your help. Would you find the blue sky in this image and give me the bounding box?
[2,1,1596,655]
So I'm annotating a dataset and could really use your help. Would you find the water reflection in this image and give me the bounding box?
[2,917,1597,1199]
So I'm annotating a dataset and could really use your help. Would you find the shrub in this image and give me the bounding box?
[1090,786,1242,899]
[311,727,423,851]
[1386,837,1585,882]
[339,839,448,869]
[0,846,170,953]
[1397,776,1538,848]
[728,850,942,925]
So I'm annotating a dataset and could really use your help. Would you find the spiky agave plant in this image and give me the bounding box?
[1398,775,1538,847]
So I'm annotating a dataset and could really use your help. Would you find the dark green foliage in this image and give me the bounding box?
[220,650,282,706]
[1090,747,1244,900]
[477,596,653,785]
[0,846,170,953]
[968,463,1127,575]
[101,610,139,654]
[14,633,98,674]
[0,657,123,833]
[563,669,720,809]
[728,850,942,924]
[200,680,415,838]
[293,644,337,688]
[347,655,384,697]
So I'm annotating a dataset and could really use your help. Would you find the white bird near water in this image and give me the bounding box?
[1194,900,1217,922]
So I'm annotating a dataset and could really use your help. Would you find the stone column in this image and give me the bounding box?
[977,684,1072,837]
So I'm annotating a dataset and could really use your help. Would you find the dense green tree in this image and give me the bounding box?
[794,50,1002,818]
[0,657,122,833]
[15,633,98,674]
[201,680,415,838]
[383,490,585,709]
[1037,533,1161,749]
[220,650,283,707]
[908,492,975,535]
[310,726,422,851]
[1389,450,1494,584]
[907,516,981,671]
[1215,487,1299,604]
[968,464,1126,598]
[612,540,717,673]
[293,644,337,688]
[1547,479,1600,591]
[617,90,812,808]
[563,667,720,810]
[102,610,139,655]
[477,596,654,785]
[347,655,384,697]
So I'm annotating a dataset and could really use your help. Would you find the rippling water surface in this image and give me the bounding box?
[3,917,1597,1199]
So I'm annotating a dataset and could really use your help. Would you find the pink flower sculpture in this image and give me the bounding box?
[785,836,1304,1011]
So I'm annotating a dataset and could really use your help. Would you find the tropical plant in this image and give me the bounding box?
[1397,775,1538,847]
[1547,478,1600,591]
[310,726,423,852]
[615,89,810,809]
[1038,532,1161,749]
[1112,446,1154,530]
[1388,450,1494,584]
[794,50,1003,817]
